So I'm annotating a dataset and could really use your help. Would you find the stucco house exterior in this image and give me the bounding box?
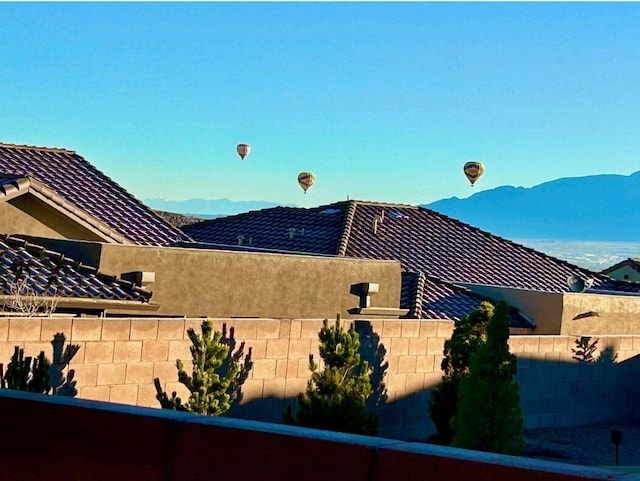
[602,258,640,283]
[181,201,640,335]
[2,141,640,336]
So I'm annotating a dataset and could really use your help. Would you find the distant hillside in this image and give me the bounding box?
[153,210,204,229]
[425,171,640,242]
[144,198,286,218]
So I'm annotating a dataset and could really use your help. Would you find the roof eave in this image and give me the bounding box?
[0,176,135,245]
[0,295,159,312]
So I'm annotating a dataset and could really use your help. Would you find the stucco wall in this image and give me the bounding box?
[561,292,640,335]
[23,238,404,319]
[2,316,640,441]
[0,196,105,242]
[459,283,565,334]
[460,283,640,336]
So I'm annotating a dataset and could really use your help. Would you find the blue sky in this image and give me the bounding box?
[2,2,639,208]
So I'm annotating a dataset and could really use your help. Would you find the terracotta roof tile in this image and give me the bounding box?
[0,234,152,303]
[0,143,190,246]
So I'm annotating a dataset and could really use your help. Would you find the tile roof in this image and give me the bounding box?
[400,271,534,328]
[0,234,152,304]
[182,200,640,296]
[0,143,190,246]
[182,204,348,254]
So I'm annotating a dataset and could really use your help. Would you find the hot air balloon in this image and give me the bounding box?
[297,172,315,194]
[237,144,251,160]
[463,161,485,186]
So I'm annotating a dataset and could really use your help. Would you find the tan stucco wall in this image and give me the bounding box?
[27,238,404,319]
[560,292,640,336]
[101,244,403,319]
[457,283,565,334]
[0,196,105,242]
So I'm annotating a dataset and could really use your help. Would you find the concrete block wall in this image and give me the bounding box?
[1,316,640,441]
[509,335,640,429]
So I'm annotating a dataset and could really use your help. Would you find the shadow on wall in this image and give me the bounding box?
[229,320,401,432]
[231,343,640,443]
[516,351,640,429]
[0,332,80,396]
[50,332,81,396]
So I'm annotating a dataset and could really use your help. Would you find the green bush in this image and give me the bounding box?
[428,302,492,444]
[154,320,252,416]
[284,315,379,435]
[451,301,524,455]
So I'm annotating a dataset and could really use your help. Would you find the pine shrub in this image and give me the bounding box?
[451,301,524,455]
[154,320,252,416]
[428,302,492,444]
[284,315,379,435]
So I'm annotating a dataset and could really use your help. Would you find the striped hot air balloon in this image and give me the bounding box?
[463,161,485,186]
[297,172,316,194]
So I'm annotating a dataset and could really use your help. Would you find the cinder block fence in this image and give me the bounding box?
[1,316,640,440]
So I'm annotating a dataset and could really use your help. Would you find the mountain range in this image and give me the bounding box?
[425,171,640,242]
[145,171,640,242]
[144,198,288,219]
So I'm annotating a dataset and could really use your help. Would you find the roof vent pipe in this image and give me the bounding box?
[372,211,385,234]
[289,228,305,240]
[237,235,252,246]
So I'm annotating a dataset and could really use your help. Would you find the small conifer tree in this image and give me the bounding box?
[154,320,252,416]
[428,302,492,444]
[284,315,379,435]
[451,301,524,455]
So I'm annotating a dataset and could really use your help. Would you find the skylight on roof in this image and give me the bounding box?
[320,208,341,214]
[388,211,406,219]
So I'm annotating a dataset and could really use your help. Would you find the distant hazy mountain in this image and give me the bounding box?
[425,171,640,242]
[144,198,287,218]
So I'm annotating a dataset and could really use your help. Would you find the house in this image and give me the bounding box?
[0,142,408,319]
[0,143,190,246]
[0,233,156,316]
[181,200,640,334]
[602,258,640,283]
[0,142,195,315]
[3,141,640,334]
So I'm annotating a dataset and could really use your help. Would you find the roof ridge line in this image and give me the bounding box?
[337,200,357,256]
[413,271,426,319]
[351,199,419,209]
[0,142,76,154]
